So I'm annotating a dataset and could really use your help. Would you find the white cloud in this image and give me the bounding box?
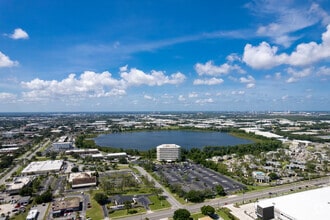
[196,98,214,104]
[239,75,255,84]
[0,51,18,67]
[243,24,330,69]
[231,90,245,95]
[119,65,128,72]
[188,92,198,98]
[10,28,29,40]
[194,61,245,76]
[21,71,125,101]
[317,66,330,76]
[248,1,329,47]
[120,68,185,86]
[286,67,311,83]
[0,92,17,101]
[21,67,186,102]
[240,75,255,88]
[178,95,185,101]
[144,95,155,100]
[243,42,287,69]
[193,77,224,85]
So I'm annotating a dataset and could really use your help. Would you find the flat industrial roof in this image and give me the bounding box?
[257,186,330,220]
[22,160,63,174]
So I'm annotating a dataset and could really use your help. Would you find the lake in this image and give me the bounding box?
[94,130,252,151]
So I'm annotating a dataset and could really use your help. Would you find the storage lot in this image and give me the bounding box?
[154,162,245,194]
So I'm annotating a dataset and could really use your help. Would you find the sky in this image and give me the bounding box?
[0,0,330,112]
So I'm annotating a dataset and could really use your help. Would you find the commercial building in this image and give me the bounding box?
[256,186,330,220]
[51,136,73,151]
[22,160,63,175]
[6,176,34,195]
[156,144,181,162]
[68,172,97,188]
[52,197,81,217]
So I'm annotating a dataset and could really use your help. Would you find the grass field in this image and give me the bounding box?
[86,191,105,220]
[148,195,171,211]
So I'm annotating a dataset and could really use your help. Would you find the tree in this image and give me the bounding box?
[71,166,79,172]
[173,209,191,220]
[124,200,132,214]
[94,193,108,205]
[268,172,279,181]
[201,205,215,216]
[185,190,205,203]
[215,184,226,196]
[35,190,53,204]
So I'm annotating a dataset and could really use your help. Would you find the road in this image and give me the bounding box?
[117,174,330,220]
[134,166,183,210]
[0,139,50,185]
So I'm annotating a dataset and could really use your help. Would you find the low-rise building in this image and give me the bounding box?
[52,197,81,217]
[22,160,63,175]
[6,177,33,195]
[68,172,97,188]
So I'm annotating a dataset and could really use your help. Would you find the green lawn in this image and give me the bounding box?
[86,191,105,220]
[109,207,145,219]
[148,195,171,211]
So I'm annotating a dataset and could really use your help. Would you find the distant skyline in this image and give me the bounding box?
[0,0,330,112]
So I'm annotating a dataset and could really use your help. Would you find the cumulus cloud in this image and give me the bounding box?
[193,77,224,85]
[243,24,330,69]
[286,67,311,83]
[21,71,125,100]
[10,28,29,40]
[194,61,245,76]
[0,51,18,67]
[120,68,185,86]
[21,67,186,102]
[240,75,255,88]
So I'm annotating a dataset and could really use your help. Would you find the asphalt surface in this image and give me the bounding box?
[117,175,330,220]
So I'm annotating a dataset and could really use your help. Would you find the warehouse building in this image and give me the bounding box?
[256,186,330,220]
[156,144,181,162]
[22,160,64,175]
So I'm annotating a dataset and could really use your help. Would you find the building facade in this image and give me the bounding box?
[156,144,181,162]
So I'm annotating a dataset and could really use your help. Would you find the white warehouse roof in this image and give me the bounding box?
[257,186,330,220]
[22,160,63,174]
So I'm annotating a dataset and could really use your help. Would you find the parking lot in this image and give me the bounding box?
[154,162,245,194]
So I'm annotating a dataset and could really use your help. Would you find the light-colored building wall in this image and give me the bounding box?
[156,144,181,162]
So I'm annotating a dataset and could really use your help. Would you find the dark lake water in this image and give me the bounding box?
[94,130,252,151]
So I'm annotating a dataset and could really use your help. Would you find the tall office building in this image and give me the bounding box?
[156,144,181,162]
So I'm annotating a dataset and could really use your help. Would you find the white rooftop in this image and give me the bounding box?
[22,160,63,174]
[257,186,330,220]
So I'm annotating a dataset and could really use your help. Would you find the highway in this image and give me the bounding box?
[117,170,330,220]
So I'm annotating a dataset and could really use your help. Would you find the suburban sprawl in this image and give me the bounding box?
[0,111,330,220]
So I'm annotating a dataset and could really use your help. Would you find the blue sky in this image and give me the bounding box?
[0,0,330,112]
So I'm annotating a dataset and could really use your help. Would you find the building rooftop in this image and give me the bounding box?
[257,186,330,220]
[52,197,80,212]
[22,160,63,174]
